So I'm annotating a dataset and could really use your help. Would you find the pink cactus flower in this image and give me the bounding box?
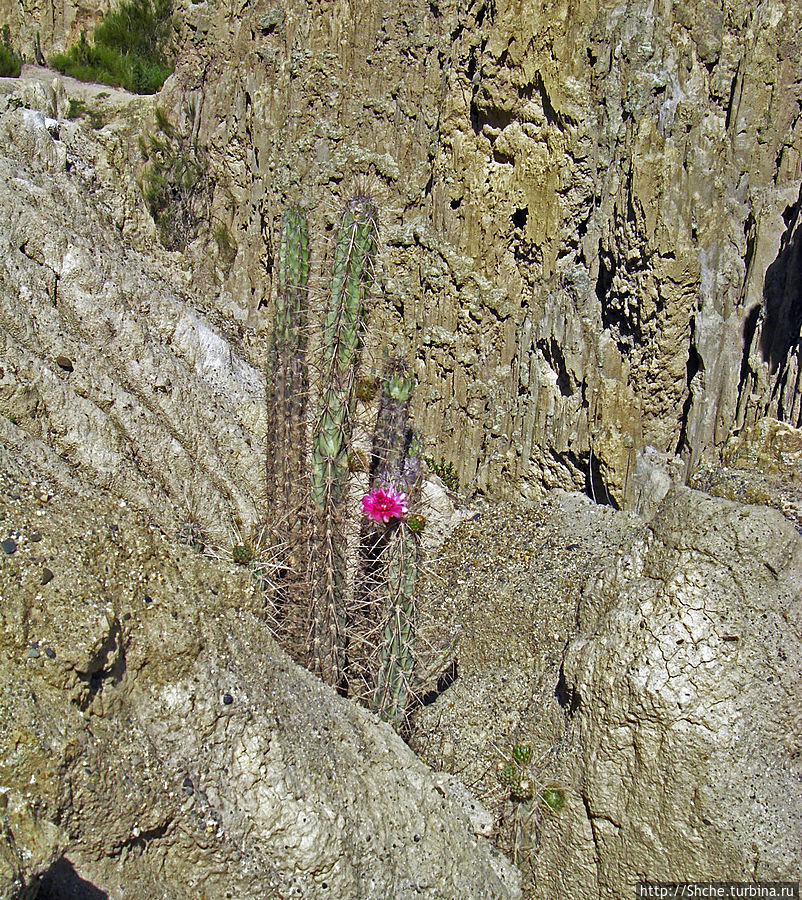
[361,486,408,524]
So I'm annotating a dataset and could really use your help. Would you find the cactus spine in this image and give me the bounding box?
[309,198,378,685]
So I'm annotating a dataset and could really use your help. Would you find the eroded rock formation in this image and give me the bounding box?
[412,484,802,898]
[3,0,801,512]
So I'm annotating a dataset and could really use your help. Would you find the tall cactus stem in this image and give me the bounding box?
[371,522,421,729]
[266,206,311,658]
[267,206,310,519]
[309,198,378,685]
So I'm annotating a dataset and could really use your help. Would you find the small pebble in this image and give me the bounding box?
[27,649,40,659]
[222,693,234,705]
[44,647,56,659]
[29,530,43,542]
[144,595,152,604]
[41,568,54,585]
[56,355,74,372]
[182,776,194,795]
[1,537,17,555]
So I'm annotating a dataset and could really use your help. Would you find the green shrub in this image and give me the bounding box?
[424,455,460,492]
[140,106,213,250]
[50,0,173,94]
[0,25,22,77]
[67,98,106,129]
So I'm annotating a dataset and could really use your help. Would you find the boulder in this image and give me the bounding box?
[412,487,802,897]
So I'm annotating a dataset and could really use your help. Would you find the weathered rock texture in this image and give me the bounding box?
[0,437,520,900]
[0,69,266,539]
[412,485,802,898]
[554,486,802,895]
[2,0,802,513]
[137,0,802,504]
[1,1,801,897]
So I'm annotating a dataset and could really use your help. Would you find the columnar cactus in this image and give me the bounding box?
[309,198,378,685]
[264,199,446,726]
[266,206,310,526]
[265,206,311,657]
[371,519,421,729]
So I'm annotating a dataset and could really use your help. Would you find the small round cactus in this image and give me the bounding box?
[512,743,532,766]
[541,786,566,812]
[511,778,534,802]
[232,544,253,565]
[405,513,426,534]
[497,760,518,787]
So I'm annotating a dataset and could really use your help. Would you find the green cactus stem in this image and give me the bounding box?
[265,206,311,660]
[309,198,378,685]
[266,206,310,523]
[371,520,421,729]
[369,357,416,490]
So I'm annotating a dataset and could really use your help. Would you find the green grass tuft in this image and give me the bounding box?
[50,0,173,95]
[0,25,22,77]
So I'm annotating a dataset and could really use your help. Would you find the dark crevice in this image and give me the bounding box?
[511,207,527,229]
[626,177,638,223]
[743,211,757,279]
[538,337,573,397]
[760,188,802,373]
[586,447,618,508]
[725,69,739,131]
[532,71,561,128]
[595,241,615,305]
[737,303,761,401]
[115,822,169,852]
[75,620,126,710]
[555,665,581,717]
[470,97,516,136]
[675,318,702,455]
[466,52,477,82]
[597,244,641,352]
[419,658,458,707]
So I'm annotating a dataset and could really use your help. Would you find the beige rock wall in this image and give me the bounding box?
[167,0,802,505]
[411,486,802,898]
[2,0,800,511]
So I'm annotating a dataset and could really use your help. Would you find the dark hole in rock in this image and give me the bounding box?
[760,186,802,374]
[420,658,458,707]
[36,857,109,900]
[511,207,528,229]
[555,665,581,716]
